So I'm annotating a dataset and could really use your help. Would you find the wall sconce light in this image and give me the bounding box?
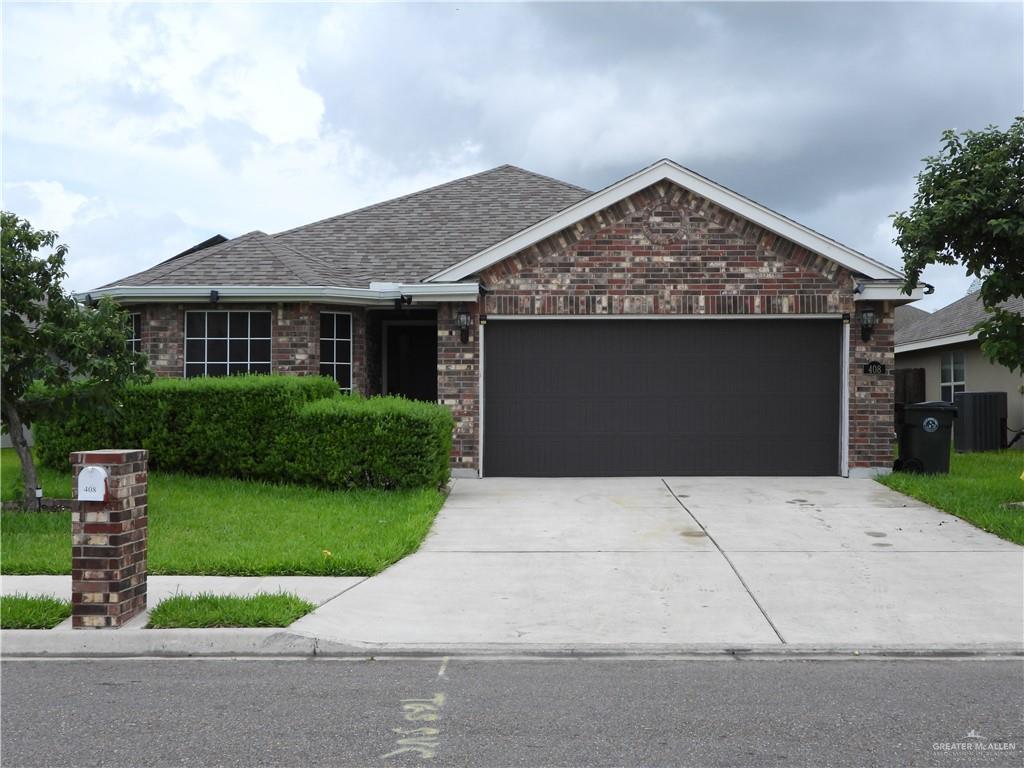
[456,304,472,343]
[209,289,220,304]
[860,305,878,342]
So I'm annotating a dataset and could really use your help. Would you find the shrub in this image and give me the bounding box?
[33,375,453,490]
[290,396,453,489]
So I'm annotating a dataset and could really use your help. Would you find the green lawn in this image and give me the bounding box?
[147,592,315,629]
[1,449,445,576]
[0,594,71,629]
[878,449,1024,545]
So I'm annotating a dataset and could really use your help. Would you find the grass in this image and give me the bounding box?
[0,594,71,629]
[1,448,71,500]
[147,592,315,629]
[879,449,1024,545]
[1,448,445,576]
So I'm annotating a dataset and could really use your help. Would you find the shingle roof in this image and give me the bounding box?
[893,303,930,333]
[896,290,1024,346]
[103,165,591,289]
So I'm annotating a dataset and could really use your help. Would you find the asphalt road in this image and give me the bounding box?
[2,658,1022,767]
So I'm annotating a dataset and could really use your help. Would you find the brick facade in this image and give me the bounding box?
[440,179,894,474]
[437,303,480,472]
[70,449,149,629]
[134,302,367,393]
[126,179,895,476]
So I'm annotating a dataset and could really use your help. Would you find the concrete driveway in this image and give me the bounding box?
[293,477,1023,650]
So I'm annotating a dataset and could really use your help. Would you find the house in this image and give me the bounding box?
[83,159,921,478]
[895,290,1024,446]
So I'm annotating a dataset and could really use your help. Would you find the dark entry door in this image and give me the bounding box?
[484,319,841,477]
[385,324,438,402]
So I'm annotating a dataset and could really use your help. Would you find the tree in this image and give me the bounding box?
[894,117,1024,373]
[1,212,149,505]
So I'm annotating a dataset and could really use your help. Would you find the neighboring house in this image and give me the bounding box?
[83,159,921,478]
[895,290,1024,446]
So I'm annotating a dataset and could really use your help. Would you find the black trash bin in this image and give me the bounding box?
[896,401,957,474]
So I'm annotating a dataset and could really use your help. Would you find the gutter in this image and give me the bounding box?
[77,282,482,306]
[895,331,977,354]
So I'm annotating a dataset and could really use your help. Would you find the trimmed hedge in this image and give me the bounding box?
[291,396,453,490]
[34,376,452,489]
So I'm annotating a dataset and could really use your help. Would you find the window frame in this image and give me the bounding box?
[183,309,273,378]
[127,312,142,356]
[940,350,966,403]
[319,311,353,391]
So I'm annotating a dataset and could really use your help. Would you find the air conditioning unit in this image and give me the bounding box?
[953,392,1007,452]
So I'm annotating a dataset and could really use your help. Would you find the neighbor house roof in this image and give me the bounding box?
[894,303,930,333]
[100,165,591,290]
[895,290,1024,351]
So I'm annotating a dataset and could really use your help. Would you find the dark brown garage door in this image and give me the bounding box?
[483,319,841,476]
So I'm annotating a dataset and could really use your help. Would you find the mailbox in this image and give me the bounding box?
[77,466,108,502]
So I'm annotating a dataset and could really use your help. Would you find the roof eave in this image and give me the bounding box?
[425,159,906,284]
[895,332,977,353]
[78,282,481,306]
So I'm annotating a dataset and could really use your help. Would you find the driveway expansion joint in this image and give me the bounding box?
[661,478,788,644]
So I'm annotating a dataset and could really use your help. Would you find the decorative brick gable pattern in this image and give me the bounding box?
[134,302,366,393]
[480,180,853,316]
[437,303,479,471]
[70,449,148,629]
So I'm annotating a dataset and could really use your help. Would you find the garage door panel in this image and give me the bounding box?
[484,319,841,476]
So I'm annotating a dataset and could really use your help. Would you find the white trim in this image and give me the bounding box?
[80,282,480,306]
[895,332,976,354]
[855,284,924,303]
[381,319,436,395]
[427,159,905,283]
[840,319,850,478]
[484,313,843,321]
[478,319,485,479]
[319,311,354,391]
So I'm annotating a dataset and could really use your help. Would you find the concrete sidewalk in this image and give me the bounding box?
[290,477,1024,649]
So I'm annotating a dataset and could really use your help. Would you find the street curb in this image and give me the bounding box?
[2,629,1022,659]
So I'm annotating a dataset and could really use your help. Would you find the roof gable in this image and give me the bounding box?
[426,159,906,284]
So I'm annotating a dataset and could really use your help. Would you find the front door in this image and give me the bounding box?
[385,324,438,402]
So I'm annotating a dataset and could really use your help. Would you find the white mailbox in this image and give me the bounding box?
[77,466,108,502]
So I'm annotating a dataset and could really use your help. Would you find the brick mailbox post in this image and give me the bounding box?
[70,449,149,629]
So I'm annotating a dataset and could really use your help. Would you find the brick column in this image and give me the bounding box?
[70,449,148,629]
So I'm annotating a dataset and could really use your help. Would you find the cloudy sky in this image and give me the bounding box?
[3,2,1020,309]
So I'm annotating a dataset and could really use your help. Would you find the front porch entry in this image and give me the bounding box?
[365,308,438,402]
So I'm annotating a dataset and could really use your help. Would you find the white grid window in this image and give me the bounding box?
[319,312,352,390]
[940,351,966,403]
[127,313,142,356]
[184,310,272,378]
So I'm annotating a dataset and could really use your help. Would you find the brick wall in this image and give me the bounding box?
[71,449,148,629]
[437,303,479,472]
[436,179,893,474]
[133,302,366,392]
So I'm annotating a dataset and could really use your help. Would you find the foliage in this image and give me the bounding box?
[0,594,71,629]
[147,592,315,628]
[291,395,454,490]
[893,118,1024,372]
[1,449,444,576]
[1,211,149,500]
[34,375,453,490]
[879,449,1023,545]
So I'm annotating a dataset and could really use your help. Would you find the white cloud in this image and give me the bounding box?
[4,181,91,233]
